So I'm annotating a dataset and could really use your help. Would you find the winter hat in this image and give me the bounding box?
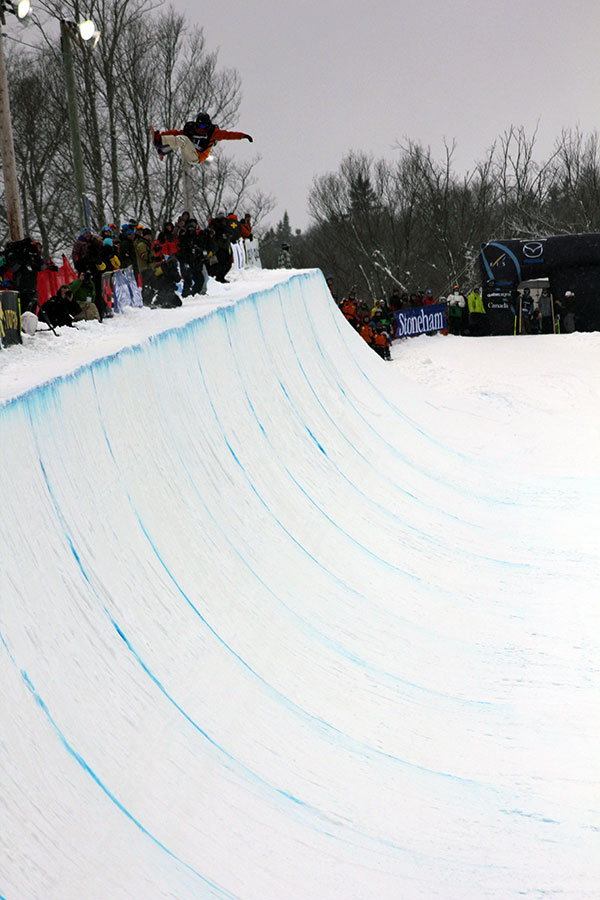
[103,237,113,247]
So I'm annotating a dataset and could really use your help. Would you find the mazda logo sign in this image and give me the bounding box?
[523,242,543,258]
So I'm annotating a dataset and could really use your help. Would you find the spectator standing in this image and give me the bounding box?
[118,225,137,271]
[227,213,242,244]
[93,237,120,319]
[162,222,180,258]
[72,229,94,274]
[375,298,396,337]
[97,237,120,274]
[341,290,359,328]
[467,286,487,336]
[4,238,43,312]
[210,215,234,283]
[538,287,555,334]
[134,227,155,306]
[240,214,253,240]
[519,287,534,334]
[277,242,292,268]
[179,222,210,297]
[561,290,576,333]
[373,324,392,360]
[388,288,402,312]
[446,285,466,335]
[358,314,375,348]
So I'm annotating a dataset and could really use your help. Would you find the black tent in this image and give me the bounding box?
[479,233,600,333]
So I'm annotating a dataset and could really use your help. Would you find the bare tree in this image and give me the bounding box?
[1,48,73,254]
[2,0,271,249]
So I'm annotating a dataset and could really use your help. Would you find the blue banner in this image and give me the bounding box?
[112,267,143,313]
[394,303,447,337]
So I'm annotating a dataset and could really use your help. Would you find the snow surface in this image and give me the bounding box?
[1,268,599,899]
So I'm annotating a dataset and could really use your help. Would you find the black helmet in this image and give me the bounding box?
[195,112,212,127]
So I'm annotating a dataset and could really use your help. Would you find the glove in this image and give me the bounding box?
[245,134,253,142]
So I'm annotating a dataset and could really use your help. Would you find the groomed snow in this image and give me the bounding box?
[1,268,599,899]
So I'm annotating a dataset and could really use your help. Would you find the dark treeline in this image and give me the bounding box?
[263,127,600,301]
[0,0,274,256]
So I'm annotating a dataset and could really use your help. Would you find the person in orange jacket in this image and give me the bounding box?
[358,314,375,347]
[239,214,253,240]
[153,112,252,165]
[341,291,359,328]
[373,324,392,359]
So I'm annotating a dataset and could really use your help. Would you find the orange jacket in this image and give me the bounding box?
[374,331,390,347]
[359,323,375,344]
[160,127,249,163]
[342,298,357,319]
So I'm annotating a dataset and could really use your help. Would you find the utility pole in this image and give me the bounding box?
[182,161,193,215]
[0,22,24,241]
[60,19,86,230]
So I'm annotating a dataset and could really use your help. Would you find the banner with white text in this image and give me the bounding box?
[394,304,447,337]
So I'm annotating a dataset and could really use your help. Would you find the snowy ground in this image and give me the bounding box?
[1,269,599,899]
[390,330,600,475]
[0,268,297,404]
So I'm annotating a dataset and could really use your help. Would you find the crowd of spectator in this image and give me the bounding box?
[1,221,575,343]
[331,280,395,360]
[329,279,571,351]
[0,211,254,331]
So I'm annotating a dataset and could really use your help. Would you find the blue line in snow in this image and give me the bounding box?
[18,669,240,899]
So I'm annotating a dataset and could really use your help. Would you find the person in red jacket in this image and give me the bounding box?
[153,112,252,165]
[162,221,180,257]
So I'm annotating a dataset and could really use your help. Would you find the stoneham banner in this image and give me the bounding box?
[394,303,447,337]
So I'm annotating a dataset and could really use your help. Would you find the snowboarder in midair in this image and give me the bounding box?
[152,112,253,165]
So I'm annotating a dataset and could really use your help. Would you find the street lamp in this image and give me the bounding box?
[60,17,100,230]
[0,1,30,22]
[0,4,99,240]
[0,0,32,240]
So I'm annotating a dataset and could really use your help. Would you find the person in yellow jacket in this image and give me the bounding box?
[467,286,487,336]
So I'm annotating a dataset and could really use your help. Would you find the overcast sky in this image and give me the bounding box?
[170,0,600,231]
